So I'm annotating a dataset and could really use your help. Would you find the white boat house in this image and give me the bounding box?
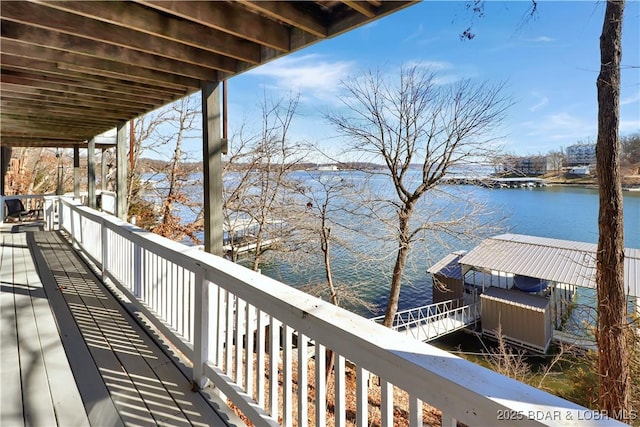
[429,234,639,353]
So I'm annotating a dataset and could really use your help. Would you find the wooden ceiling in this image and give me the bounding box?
[0,0,416,149]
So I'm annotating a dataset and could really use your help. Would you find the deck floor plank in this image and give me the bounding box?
[28,232,125,427]
[2,225,232,427]
[11,233,57,427]
[0,234,25,427]
[31,231,229,427]
[22,232,91,427]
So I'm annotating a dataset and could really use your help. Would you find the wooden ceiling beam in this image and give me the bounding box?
[1,93,145,116]
[341,1,376,18]
[36,1,262,65]
[0,71,180,105]
[1,87,155,112]
[0,39,197,93]
[236,1,328,38]
[0,100,133,121]
[137,0,291,52]
[1,20,224,81]
[2,2,241,73]
[0,55,184,105]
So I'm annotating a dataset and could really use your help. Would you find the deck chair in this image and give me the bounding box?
[4,199,38,222]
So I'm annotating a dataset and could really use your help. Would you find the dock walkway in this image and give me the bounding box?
[1,223,237,426]
[372,301,481,342]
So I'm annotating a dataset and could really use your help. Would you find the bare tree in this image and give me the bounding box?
[595,0,631,417]
[326,65,511,327]
[125,95,203,242]
[222,92,307,270]
[150,96,203,243]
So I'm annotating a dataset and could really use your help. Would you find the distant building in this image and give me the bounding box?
[517,156,555,175]
[317,165,339,171]
[566,143,596,166]
[568,165,591,176]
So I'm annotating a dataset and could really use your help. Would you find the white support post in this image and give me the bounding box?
[115,122,128,220]
[73,144,80,200]
[193,269,210,389]
[201,81,224,256]
[88,138,96,209]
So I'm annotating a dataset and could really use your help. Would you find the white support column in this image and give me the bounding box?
[201,81,224,256]
[116,122,128,220]
[87,138,96,209]
[73,144,80,199]
[0,145,9,223]
[101,148,107,192]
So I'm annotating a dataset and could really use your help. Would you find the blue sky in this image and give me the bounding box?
[219,1,639,159]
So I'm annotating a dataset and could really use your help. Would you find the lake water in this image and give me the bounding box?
[250,180,639,318]
[171,171,639,319]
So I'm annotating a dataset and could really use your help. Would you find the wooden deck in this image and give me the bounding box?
[0,223,240,427]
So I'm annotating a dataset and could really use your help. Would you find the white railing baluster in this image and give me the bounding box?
[225,292,234,377]
[297,333,309,427]
[256,309,266,407]
[441,413,457,427]
[268,317,280,417]
[356,367,368,427]
[381,379,393,427]
[244,303,255,395]
[409,396,423,427]
[282,325,293,427]
[216,287,226,367]
[315,343,326,427]
[335,354,346,427]
[235,298,244,386]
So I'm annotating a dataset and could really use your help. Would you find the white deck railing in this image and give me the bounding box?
[48,196,624,427]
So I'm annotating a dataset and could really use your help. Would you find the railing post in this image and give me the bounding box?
[58,198,64,231]
[193,268,210,389]
[101,218,108,279]
[133,236,142,298]
[0,195,4,223]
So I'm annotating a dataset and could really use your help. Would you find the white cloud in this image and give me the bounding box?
[246,54,354,101]
[526,36,555,43]
[529,92,549,112]
[403,60,477,85]
[621,91,640,106]
[403,24,424,43]
[521,112,596,141]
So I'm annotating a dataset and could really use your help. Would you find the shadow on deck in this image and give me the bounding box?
[1,226,241,426]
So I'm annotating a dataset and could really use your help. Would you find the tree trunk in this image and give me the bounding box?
[383,205,413,327]
[595,0,630,417]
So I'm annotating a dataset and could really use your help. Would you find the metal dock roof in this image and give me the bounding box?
[426,250,467,279]
[457,233,640,298]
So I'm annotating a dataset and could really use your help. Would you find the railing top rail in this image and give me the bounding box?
[1,194,55,200]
